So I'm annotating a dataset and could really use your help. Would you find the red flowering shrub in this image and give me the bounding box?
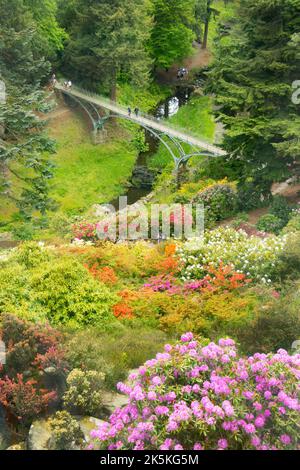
[0,315,64,377]
[0,314,65,377]
[0,374,56,425]
[72,222,97,242]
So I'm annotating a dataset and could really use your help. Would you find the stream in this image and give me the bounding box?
[109,85,194,209]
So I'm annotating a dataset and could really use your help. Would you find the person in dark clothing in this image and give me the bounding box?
[128,107,132,116]
[134,107,139,117]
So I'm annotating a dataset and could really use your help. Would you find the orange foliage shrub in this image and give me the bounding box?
[87,265,118,285]
[205,263,251,291]
[164,243,177,257]
[113,303,134,319]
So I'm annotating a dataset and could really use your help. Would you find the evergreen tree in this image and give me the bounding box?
[207,0,300,190]
[0,0,50,85]
[24,0,67,60]
[63,0,152,99]
[150,0,197,69]
[0,0,56,220]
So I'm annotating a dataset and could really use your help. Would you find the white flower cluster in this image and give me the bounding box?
[71,238,94,247]
[177,227,287,283]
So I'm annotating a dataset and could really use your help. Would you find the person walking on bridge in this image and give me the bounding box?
[134,107,139,117]
[128,107,132,117]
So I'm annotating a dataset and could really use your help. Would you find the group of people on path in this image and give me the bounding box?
[63,79,72,89]
[50,73,72,90]
[127,107,140,118]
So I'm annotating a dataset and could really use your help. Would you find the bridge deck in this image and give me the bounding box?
[55,84,226,157]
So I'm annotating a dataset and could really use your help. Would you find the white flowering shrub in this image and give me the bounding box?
[177,227,286,283]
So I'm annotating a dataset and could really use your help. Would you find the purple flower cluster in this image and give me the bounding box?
[143,275,180,294]
[90,335,300,450]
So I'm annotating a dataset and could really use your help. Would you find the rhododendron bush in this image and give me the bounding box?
[91,334,300,450]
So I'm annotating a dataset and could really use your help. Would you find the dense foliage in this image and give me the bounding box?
[207,0,300,191]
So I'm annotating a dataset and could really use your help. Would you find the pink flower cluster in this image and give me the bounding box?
[143,275,180,294]
[72,222,97,241]
[143,276,208,295]
[90,334,300,450]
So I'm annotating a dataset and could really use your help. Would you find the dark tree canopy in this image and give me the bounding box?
[207,0,300,188]
[150,0,197,69]
[62,0,152,99]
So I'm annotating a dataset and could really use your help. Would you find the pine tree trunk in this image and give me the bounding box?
[110,70,117,124]
[110,81,117,102]
[110,69,117,102]
[202,19,209,49]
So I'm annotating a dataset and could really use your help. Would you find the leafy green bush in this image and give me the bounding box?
[277,232,300,280]
[49,213,73,238]
[256,214,283,234]
[236,287,300,355]
[283,213,300,233]
[12,242,52,269]
[270,195,292,226]
[193,184,238,223]
[172,179,216,204]
[30,257,117,327]
[63,369,105,416]
[12,223,35,241]
[237,180,271,211]
[0,262,30,317]
[49,411,84,450]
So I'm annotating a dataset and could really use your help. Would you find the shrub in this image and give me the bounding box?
[178,227,286,283]
[12,242,52,269]
[158,290,257,337]
[235,288,300,355]
[65,327,168,389]
[91,334,300,450]
[87,266,118,285]
[256,214,283,234]
[283,213,300,234]
[12,223,35,241]
[48,411,84,450]
[50,213,73,238]
[63,369,105,416]
[30,257,117,327]
[173,179,216,204]
[113,303,134,319]
[193,184,238,223]
[269,195,292,227]
[72,222,98,243]
[277,232,300,280]
[0,314,65,377]
[237,181,271,211]
[75,242,164,280]
[0,374,56,426]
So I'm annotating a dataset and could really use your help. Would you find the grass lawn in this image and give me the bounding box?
[48,110,138,215]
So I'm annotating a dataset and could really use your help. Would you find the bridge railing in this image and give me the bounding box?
[56,82,220,150]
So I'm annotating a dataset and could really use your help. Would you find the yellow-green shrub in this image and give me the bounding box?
[30,257,117,327]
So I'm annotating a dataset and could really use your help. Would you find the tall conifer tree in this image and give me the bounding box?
[207,0,300,191]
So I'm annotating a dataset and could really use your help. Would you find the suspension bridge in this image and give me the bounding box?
[55,83,226,171]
